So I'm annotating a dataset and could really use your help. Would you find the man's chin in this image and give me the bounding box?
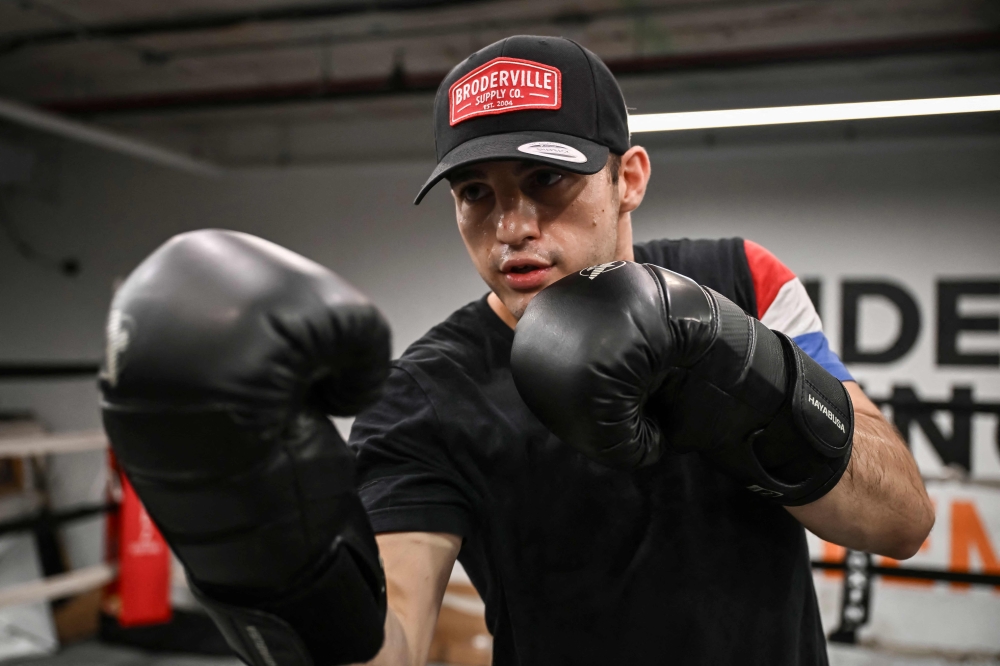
[499,288,544,321]
[491,270,568,320]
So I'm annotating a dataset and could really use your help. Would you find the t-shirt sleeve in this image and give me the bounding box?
[350,366,475,537]
[743,239,854,382]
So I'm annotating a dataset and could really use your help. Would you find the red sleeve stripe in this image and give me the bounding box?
[743,239,796,319]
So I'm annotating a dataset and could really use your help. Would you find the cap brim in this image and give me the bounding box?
[413,131,610,205]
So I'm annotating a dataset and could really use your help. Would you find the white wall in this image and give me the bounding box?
[1,129,997,449]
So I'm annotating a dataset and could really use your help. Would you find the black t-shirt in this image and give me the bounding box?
[351,238,829,666]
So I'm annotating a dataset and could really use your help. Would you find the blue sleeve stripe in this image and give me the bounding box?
[791,331,854,382]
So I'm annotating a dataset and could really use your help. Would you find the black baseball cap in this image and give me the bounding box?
[414,35,630,204]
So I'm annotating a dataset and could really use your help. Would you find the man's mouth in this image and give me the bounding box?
[500,259,553,291]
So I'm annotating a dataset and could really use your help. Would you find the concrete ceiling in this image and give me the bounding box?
[1,0,995,107]
[0,0,996,167]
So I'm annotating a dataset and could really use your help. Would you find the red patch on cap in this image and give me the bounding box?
[449,57,561,126]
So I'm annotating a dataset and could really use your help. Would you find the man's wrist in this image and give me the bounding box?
[357,607,412,666]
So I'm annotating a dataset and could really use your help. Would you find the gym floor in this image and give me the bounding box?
[7,642,1000,666]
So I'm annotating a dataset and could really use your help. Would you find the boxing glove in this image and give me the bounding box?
[510,261,853,506]
[99,230,390,666]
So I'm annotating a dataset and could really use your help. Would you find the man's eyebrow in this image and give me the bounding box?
[513,160,553,175]
[447,169,485,186]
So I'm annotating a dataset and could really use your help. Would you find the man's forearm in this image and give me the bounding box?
[356,531,461,666]
[356,608,413,666]
[787,382,935,559]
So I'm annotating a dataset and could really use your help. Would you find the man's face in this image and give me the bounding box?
[450,159,623,320]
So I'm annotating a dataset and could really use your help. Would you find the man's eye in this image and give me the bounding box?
[533,170,563,187]
[461,184,490,202]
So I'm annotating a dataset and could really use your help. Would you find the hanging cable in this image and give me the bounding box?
[0,191,80,276]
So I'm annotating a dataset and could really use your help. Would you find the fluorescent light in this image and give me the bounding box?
[628,94,1000,133]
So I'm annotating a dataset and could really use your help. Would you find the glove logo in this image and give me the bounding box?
[245,625,278,666]
[580,261,626,280]
[103,309,134,387]
[747,484,784,498]
[808,393,846,433]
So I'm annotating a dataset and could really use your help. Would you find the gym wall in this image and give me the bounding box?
[0,66,998,657]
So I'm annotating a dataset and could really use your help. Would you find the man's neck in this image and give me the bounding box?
[487,292,518,330]
[616,212,635,262]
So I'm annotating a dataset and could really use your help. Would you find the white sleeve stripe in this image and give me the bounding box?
[759,278,823,338]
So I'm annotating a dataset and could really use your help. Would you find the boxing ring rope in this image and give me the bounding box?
[0,363,100,379]
[812,560,1000,586]
[0,430,107,457]
[0,564,116,609]
[0,363,112,612]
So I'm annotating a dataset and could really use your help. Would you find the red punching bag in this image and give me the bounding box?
[116,464,172,626]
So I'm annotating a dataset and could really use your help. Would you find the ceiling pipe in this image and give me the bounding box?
[108,1,766,64]
[0,0,497,57]
[39,31,1000,117]
[0,97,223,176]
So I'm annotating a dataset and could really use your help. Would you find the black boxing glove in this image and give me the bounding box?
[510,261,853,506]
[99,230,390,666]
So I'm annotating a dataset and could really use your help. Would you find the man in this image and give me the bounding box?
[100,35,933,666]
[349,35,934,665]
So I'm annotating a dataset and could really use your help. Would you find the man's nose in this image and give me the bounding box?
[494,191,540,247]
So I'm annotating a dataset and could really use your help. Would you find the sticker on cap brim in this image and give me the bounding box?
[517,141,587,164]
[450,57,561,126]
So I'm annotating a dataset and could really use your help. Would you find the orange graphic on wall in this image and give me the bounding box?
[949,500,1000,591]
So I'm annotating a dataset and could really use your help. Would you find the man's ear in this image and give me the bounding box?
[618,146,651,215]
